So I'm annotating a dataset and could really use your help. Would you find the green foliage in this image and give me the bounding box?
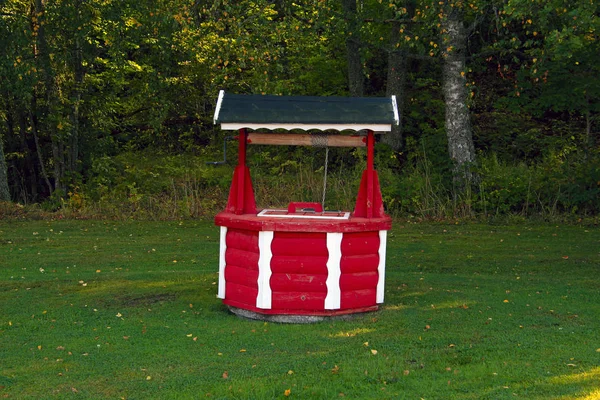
[68,150,232,219]
[1,0,598,219]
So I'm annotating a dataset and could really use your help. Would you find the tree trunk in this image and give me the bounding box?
[0,134,10,201]
[383,16,411,151]
[69,33,84,176]
[33,0,64,195]
[383,1,415,151]
[441,8,475,186]
[342,0,363,97]
[29,109,53,196]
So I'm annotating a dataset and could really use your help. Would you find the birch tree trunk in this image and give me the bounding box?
[342,0,364,97]
[441,9,475,186]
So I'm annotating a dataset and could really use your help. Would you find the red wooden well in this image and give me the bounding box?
[213,91,397,321]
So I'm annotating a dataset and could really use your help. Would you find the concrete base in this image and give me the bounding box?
[227,306,376,324]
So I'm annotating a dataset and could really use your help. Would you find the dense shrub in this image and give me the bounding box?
[41,142,600,221]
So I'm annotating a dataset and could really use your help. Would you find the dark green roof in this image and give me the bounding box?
[213,91,398,132]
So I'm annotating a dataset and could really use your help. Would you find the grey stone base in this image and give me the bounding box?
[227,306,376,324]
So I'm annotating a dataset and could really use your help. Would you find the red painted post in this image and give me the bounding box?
[366,130,374,218]
[236,129,247,214]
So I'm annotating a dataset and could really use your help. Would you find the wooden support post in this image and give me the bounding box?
[366,130,374,218]
[236,129,247,214]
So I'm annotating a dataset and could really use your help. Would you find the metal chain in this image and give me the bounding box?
[322,146,329,211]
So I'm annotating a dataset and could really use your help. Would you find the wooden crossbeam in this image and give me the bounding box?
[246,133,366,147]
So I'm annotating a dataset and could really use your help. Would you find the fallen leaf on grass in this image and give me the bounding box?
[370,349,378,355]
[287,370,294,375]
[222,371,228,379]
[284,389,291,396]
[332,365,340,374]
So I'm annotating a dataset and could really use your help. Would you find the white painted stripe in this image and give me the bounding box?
[217,226,227,299]
[325,232,343,310]
[391,95,400,126]
[220,122,392,132]
[213,89,225,124]
[377,230,388,303]
[256,231,274,309]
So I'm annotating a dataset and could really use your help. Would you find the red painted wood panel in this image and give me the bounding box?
[271,232,328,256]
[270,273,328,292]
[225,248,260,271]
[270,255,328,274]
[225,282,258,307]
[340,254,379,273]
[339,272,379,291]
[271,291,327,310]
[225,265,259,289]
[340,289,377,310]
[341,231,380,256]
[215,211,392,233]
[226,228,259,253]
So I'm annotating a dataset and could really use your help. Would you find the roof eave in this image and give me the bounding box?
[219,123,391,133]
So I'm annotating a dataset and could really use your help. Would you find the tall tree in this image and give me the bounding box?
[382,1,416,151]
[0,134,9,201]
[440,5,476,185]
[342,0,364,96]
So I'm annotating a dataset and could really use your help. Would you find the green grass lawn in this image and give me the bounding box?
[0,219,598,399]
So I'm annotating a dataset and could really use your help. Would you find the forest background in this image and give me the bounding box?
[0,0,598,221]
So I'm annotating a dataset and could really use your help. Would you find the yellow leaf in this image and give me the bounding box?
[503,300,509,303]
[371,349,378,355]
[284,388,291,396]
[239,349,246,352]
[222,371,229,379]
[363,341,369,347]
[288,370,294,375]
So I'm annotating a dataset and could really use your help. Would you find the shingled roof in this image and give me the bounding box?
[213,90,399,133]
